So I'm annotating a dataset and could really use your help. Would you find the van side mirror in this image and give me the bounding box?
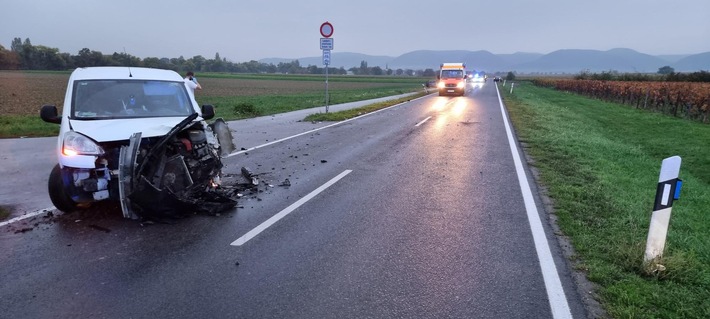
[201,104,215,120]
[436,75,440,79]
[40,105,61,124]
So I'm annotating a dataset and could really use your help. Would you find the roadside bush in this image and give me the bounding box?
[231,102,261,117]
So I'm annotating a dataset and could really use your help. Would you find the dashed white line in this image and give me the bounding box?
[415,116,432,127]
[230,169,353,246]
[495,85,573,319]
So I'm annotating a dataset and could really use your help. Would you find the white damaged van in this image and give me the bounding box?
[40,67,237,219]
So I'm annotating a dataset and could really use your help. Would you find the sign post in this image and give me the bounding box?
[643,156,683,267]
[320,21,334,113]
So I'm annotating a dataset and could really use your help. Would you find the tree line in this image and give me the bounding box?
[0,37,432,76]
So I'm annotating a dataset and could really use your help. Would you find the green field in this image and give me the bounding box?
[0,71,428,138]
[501,82,710,318]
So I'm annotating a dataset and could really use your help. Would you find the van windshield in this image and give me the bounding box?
[440,70,463,79]
[71,80,194,119]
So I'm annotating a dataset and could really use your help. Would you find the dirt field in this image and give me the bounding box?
[0,72,68,116]
[0,71,410,116]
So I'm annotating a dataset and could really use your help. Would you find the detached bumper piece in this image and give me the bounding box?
[129,175,237,218]
[119,114,238,220]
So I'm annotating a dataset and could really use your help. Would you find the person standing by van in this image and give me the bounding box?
[184,71,202,96]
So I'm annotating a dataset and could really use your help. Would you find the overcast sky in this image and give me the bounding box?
[2,0,708,62]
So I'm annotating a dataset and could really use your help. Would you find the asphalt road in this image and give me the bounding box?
[0,83,589,318]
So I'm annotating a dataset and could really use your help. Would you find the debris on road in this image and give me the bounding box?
[88,224,112,233]
[279,179,291,187]
[241,166,260,186]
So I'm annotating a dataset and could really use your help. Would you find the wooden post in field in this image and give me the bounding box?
[643,156,682,266]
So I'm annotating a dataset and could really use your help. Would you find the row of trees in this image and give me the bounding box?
[0,37,437,77]
[0,38,341,74]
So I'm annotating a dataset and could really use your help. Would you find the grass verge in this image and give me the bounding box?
[198,72,430,84]
[201,87,425,121]
[501,82,710,318]
[0,206,9,221]
[304,91,431,122]
[0,115,60,138]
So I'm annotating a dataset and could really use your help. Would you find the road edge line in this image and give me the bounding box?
[495,84,573,319]
[0,207,56,228]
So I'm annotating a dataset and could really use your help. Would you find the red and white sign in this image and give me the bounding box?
[320,21,334,38]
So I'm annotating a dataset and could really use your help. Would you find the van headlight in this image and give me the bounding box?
[456,81,465,89]
[62,131,104,156]
[437,82,445,89]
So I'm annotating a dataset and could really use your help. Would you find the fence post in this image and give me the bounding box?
[510,82,515,94]
[643,89,649,109]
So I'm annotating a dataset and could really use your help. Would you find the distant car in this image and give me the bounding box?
[425,80,437,88]
[470,73,486,83]
[493,76,502,82]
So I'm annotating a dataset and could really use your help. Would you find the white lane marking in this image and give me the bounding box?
[0,207,57,228]
[495,85,573,319]
[415,116,432,127]
[226,94,432,158]
[231,170,353,246]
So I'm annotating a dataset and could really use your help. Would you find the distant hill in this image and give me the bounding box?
[673,52,710,72]
[385,50,501,71]
[259,48,710,73]
[657,54,690,63]
[513,48,670,73]
[261,52,394,69]
[497,52,544,68]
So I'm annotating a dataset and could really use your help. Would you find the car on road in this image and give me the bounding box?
[40,67,238,220]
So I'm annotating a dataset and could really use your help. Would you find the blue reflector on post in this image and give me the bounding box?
[674,180,682,200]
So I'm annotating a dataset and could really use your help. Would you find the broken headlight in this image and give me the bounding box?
[62,131,104,156]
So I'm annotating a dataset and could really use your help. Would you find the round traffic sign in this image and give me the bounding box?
[320,21,333,38]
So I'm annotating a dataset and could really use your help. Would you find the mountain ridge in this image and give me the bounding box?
[259,48,709,73]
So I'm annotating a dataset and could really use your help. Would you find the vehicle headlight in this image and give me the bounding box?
[62,131,104,156]
[456,81,465,89]
[437,82,445,89]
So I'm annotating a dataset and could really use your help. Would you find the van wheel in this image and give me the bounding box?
[48,164,78,213]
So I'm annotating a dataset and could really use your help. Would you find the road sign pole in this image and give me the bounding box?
[643,156,682,267]
[325,63,329,113]
[319,21,334,113]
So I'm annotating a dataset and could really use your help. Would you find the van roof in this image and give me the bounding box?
[440,63,466,69]
[69,67,183,82]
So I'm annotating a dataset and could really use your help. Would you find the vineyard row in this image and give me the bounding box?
[533,79,710,123]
